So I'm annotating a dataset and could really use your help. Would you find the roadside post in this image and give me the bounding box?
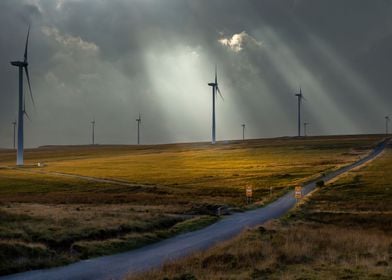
[246,185,253,204]
[294,185,302,203]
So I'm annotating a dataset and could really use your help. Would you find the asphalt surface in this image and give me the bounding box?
[1,139,389,280]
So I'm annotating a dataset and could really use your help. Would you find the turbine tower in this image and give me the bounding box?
[304,122,310,136]
[303,122,309,137]
[294,87,304,137]
[386,116,390,136]
[242,124,245,141]
[207,65,223,144]
[10,26,34,166]
[12,120,17,150]
[136,113,141,145]
[91,119,95,145]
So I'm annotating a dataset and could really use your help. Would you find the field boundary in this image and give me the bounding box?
[0,165,160,189]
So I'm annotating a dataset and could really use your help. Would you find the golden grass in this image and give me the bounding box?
[0,135,385,275]
[1,203,185,230]
[295,148,392,232]
[129,222,392,280]
[0,135,382,206]
[34,138,375,189]
[128,140,392,280]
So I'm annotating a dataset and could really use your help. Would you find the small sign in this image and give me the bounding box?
[246,186,253,198]
[295,186,302,199]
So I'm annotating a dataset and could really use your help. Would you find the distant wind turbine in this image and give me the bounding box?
[136,113,141,145]
[303,122,309,137]
[12,120,17,150]
[91,118,95,145]
[386,115,390,136]
[207,65,223,144]
[242,124,246,141]
[10,25,34,166]
[294,87,305,137]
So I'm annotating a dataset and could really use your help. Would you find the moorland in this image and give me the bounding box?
[0,135,384,275]
[130,138,392,280]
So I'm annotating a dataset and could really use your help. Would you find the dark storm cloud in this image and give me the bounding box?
[0,0,391,148]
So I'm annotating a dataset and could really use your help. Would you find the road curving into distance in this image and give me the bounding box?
[1,138,389,280]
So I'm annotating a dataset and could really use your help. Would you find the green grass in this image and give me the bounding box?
[0,135,384,275]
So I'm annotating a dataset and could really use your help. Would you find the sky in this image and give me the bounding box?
[0,0,391,148]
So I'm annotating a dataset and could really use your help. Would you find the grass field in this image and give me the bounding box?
[130,139,392,280]
[0,135,384,275]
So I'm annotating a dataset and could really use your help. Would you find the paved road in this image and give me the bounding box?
[1,139,389,280]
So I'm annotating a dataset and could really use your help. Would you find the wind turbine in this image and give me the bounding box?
[12,120,17,150]
[294,87,305,137]
[303,122,309,137]
[241,124,246,141]
[136,113,141,145]
[91,118,95,145]
[386,115,390,136]
[207,65,223,144]
[10,26,34,166]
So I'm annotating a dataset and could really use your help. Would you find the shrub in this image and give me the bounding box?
[316,180,325,187]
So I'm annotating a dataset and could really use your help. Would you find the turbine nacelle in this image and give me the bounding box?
[295,87,304,99]
[295,93,304,100]
[10,61,28,67]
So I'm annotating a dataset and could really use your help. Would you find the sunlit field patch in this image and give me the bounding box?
[0,135,384,275]
[129,139,392,280]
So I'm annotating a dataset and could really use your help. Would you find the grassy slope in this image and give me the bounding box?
[0,135,383,275]
[0,136,380,206]
[130,140,392,280]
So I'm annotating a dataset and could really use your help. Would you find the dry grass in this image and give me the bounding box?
[0,136,381,206]
[0,203,216,275]
[0,135,384,275]
[130,222,392,280]
[294,148,392,232]
[128,140,392,280]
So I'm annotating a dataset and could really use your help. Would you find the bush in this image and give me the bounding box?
[0,242,56,275]
[316,180,325,187]
[173,273,197,280]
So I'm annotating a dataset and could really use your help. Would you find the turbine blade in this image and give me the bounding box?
[215,64,217,84]
[24,25,30,62]
[24,110,31,121]
[24,66,35,108]
[217,86,224,100]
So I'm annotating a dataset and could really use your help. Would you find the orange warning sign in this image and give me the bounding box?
[295,186,302,199]
[246,186,253,198]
